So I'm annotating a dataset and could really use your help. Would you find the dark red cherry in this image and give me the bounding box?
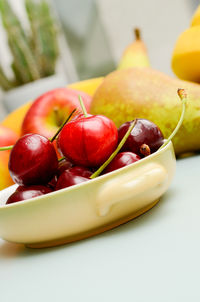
[68,166,92,178]
[57,158,73,176]
[6,185,53,204]
[47,175,58,190]
[118,119,164,156]
[57,114,118,167]
[55,170,90,190]
[104,152,141,174]
[9,134,58,186]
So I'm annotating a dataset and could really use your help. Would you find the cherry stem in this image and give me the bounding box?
[50,108,77,143]
[159,88,187,150]
[58,156,65,162]
[0,145,13,151]
[79,95,88,118]
[90,120,136,179]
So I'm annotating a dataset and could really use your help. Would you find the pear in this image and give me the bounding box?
[171,5,200,83]
[117,28,150,70]
[171,26,200,82]
[90,67,200,154]
[191,5,200,26]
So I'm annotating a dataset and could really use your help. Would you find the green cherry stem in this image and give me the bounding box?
[58,156,65,162]
[50,108,77,143]
[159,88,187,150]
[0,145,13,151]
[79,95,88,118]
[0,109,77,151]
[90,119,136,179]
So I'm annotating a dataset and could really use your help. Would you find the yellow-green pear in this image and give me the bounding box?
[90,67,200,154]
[117,28,150,70]
[171,26,200,82]
[191,5,200,26]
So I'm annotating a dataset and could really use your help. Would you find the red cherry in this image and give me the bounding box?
[47,175,58,189]
[47,158,74,189]
[9,134,58,186]
[68,166,92,178]
[118,119,164,156]
[103,152,141,174]
[57,158,73,176]
[55,170,89,190]
[6,185,53,204]
[57,115,118,167]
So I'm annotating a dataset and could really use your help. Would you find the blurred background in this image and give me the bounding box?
[0,0,198,119]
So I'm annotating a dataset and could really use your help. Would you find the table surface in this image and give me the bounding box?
[0,155,199,302]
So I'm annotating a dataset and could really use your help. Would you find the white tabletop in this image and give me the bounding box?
[0,155,199,302]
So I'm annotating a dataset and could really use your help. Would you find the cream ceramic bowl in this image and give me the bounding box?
[0,141,176,248]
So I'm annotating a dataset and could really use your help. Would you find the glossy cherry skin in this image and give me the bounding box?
[104,152,141,174]
[118,119,164,156]
[55,170,90,190]
[6,185,53,204]
[48,164,92,189]
[57,158,73,176]
[9,134,58,186]
[68,166,92,178]
[57,114,118,167]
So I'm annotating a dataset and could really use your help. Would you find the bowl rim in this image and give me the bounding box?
[0,141,174,210]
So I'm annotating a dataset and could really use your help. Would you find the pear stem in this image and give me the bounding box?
[90,120,136,179]
[134,28,141,40]
[50,108,77,143]
[79,95,88,118]
[0,145,13,151]
[159,88,187,150]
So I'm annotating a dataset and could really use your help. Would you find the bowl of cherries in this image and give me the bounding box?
[0,90,186,248]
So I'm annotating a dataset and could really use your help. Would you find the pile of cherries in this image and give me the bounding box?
[1,88,187,205]
[5,104,164,205]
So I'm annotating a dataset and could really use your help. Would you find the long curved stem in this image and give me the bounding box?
[90,120,136,179]
[159,88,187,150]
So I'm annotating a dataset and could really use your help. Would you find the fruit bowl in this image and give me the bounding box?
[0,141,175,248]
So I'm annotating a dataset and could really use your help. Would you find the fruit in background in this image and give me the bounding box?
[69,77,104,96]
[21,88,92,141]
[0,125,19,190]
[90,67,200,155]
[0,77,103,136]
[0,125,18,146]
[171,26,200,82]
[191,5,200,26]
[9,134,58,186]
[1,102,31,135]
[118,28,150,70]
[171,5,200,83]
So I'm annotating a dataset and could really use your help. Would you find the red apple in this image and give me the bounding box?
[21,88,92,140]
[0,125,19,190]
